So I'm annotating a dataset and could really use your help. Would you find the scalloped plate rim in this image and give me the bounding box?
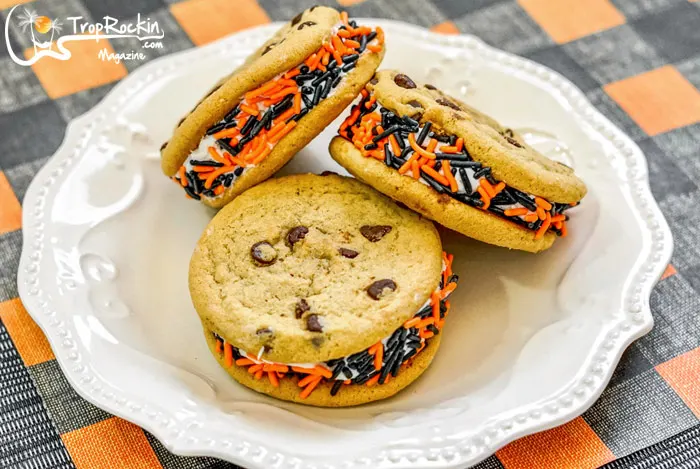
[17,19,672,469]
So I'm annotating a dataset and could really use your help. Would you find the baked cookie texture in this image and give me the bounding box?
[330,70,587,252]
[189,174,455,406]
[189,174,442,364]
[161,7,385,208]
[204,326,442,407]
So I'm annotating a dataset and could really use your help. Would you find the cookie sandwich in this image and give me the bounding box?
[161,7,385,208]
[189,174,458,407]
[329,70,587,252]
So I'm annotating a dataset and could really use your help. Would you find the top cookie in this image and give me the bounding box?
[189,174,443,363]
[161,6,341,177]
[366,70,587,203]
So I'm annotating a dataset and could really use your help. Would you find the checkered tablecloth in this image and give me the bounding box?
[1,0,699,468]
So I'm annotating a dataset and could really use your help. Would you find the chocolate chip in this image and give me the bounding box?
[425,84,437,90]
[367,279,397,300]
[262,39,283,55]
[251,241,277,265]
[369,77,378,85]
[291,12,303,26]
[320,170,338,176]
[295,299,310,319]
[311,336,324,347]
[360,225,392,242]
[436,98,462,111]
[407,100,423,108]
[287,226,309,247]
[256,327,273,336]
[393,74,416,89]
[306,314,323,332]
[160,141,168,151]
[338,247,359,259]
[297,21,316,30]
[503,128,514,137]
[504,134,523,148]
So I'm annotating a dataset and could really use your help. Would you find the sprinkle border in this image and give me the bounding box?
[16,20,673,469]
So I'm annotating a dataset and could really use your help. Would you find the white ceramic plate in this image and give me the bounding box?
[18,20,673,469]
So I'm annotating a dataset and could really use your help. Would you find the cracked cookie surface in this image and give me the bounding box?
[189,173,442,363]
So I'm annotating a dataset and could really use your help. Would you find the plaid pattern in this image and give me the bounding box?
[1,0,699,467]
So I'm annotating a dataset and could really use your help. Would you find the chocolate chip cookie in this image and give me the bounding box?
[329,70,587,252]
[161,7,386,208]
[189,174,458,406]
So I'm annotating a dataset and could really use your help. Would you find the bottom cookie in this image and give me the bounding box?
[204,326,441,407]
[330,137,557,253]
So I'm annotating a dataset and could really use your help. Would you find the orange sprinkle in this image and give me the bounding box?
[284,68,300,79]
[344,39,361,49]
[408,133,436,159]
[560,222,568,237]
[420,330,435,339]
[440,282,457,300]
[426,138,438,153]
[269,120,296,144]
[523,213,538,222]
[254,369,264,380]
[369,343,380,355]
[421,165,450,186]
[215,339,222,354]
[536,207,547,221]
[207,146,227,164]
[366,374,381,387]
[223,343,233,367]
[304,52,318,68]
[333,50,343,65]
[443,161,459,192]
[493,181,506,195]
[367,44,383,53]
[299,376,322,399]
[224,152,247,167]
[292,366,317,375]
[480,179,496,198]
[477,186,490,210]
[268,371,279,387]
[213,185,224,195]
[551,214,566,223]
[213,126,240,140]
[374,343,384,370]
[340,11,349,25]
[404,317,420,329]
[337,29,351,38]
[235,358,255,366]
[376,26,385,43]
[268,87,298,101]
[314,366,333,379]
[504,207,528,217]
[535,196,552,210]
[178,166,187,187]
[275,107,296,125]
[416,317,435,329]
[245,80,279,100]
[455,137,464,152]
[250,146,272,165]
[431,292,440,321]
[411,160,420,180]
[297,375,319,388]
[321,50,330,66]
[205,165,234,189]
[240,103,259,116]
[535,212,551,239]
[192,165,216,173]
[553,221,563,230]
[248,364,263,374]
[438,145,458,154]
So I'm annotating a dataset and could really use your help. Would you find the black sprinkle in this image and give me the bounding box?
[301,92,313,109]
[512,191,537,211]
[331,75,342,89]
[190,159,224,167]
[224,105,240,122]
[312,83,323,105]
[366,31,377,42]
[321,79,333,99]
[372,125,400,143]
[295,73,315,84]
[328,60,337,71]
[457,168,472,194]
[473,166,491,180]
[311,71,331,87]
[359,34,367,53]
[430,132,450,143]
[217,139,238,156]
[449,160,481,168]
[343,54,359,64]
[293,107,310,121]
[206,122,226,135]
[223,174,234,187]
[435,153,469,161]
[330,364,344,380]
[341,62,356,72]
[416,122,432,145]
[234,167,244,177]
[183,185,200,200]
[427,324,440,335]
[399,146,413,159]
[240,115,257,136]
[364,142,378,151]
[300,65,309,74]
[384,143,392,167]
[330,380,343,396]
[421,168,447,193]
